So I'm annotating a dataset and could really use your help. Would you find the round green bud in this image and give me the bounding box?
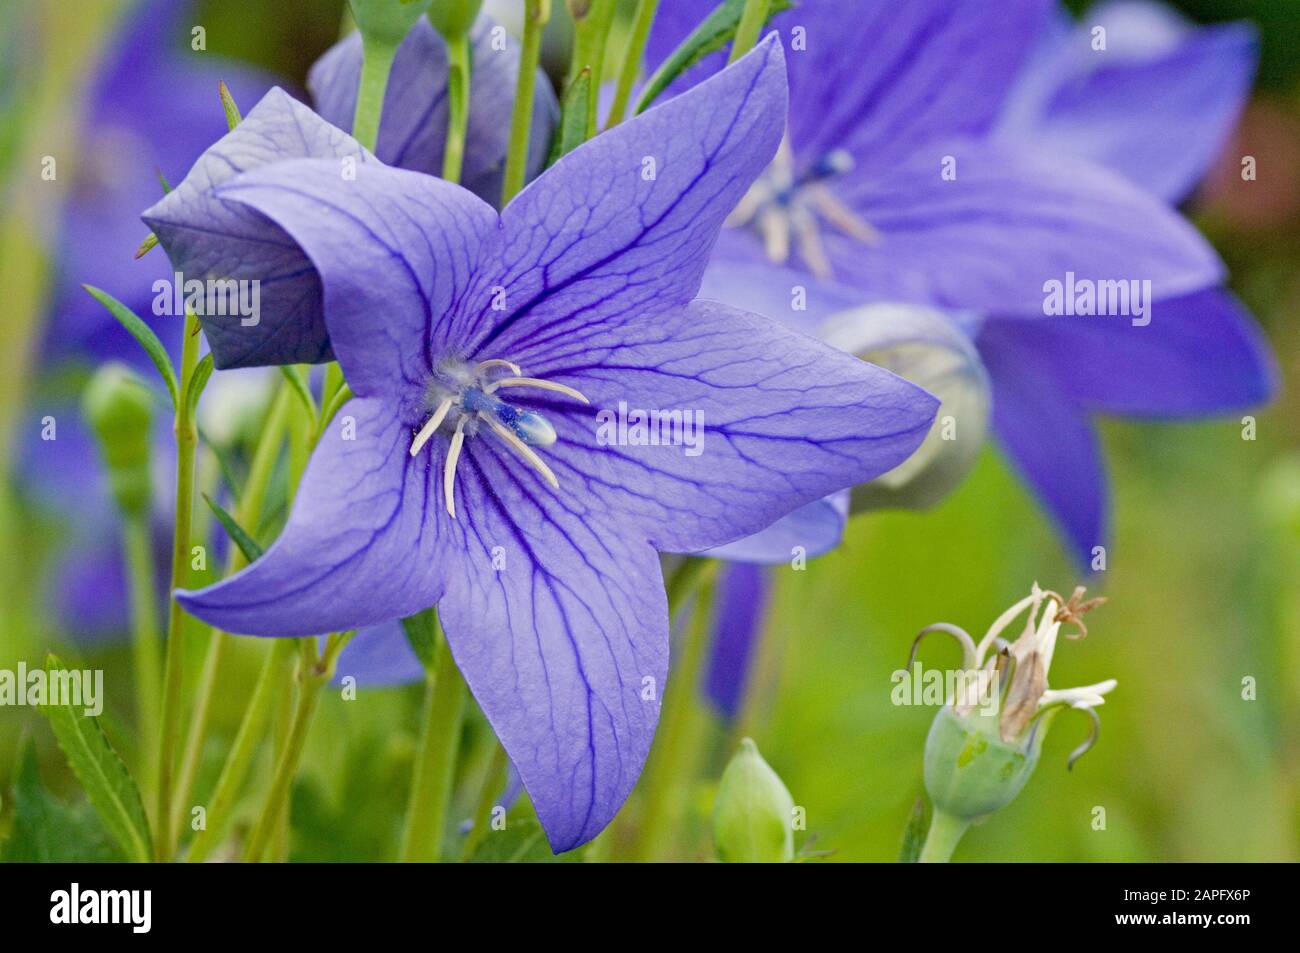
[82,364,154,516]
[923,705,1042,821]
[713,738,796,863]
[427,0,483,40]
[349,0,434,46]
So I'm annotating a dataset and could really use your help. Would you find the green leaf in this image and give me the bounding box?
[3,744,124,863]
[633,0,792,115]
[185,352,215,420]
[400,607,438,671]
[279,365,317,423]
[547,67,592,165]
[202,492,264,563]
[38,655,153,862]
[83,284,180,409]
[898,796,928,863]
[465,817,582,863]
[218,79,242,130]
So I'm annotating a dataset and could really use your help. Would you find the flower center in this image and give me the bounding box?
[409,359,589,519]
[725,138,879,279]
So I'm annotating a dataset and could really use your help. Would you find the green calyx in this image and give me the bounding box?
[923,705,1046,822]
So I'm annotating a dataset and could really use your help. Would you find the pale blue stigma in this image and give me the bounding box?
[461,387,557,448]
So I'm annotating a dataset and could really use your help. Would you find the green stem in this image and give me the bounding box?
[242,634,351,862]
[728,0,771,63]
[918,808,970,863]
[500,0,550,205]
[442,31,472,183]
[154,310,202,862]
[171,385,293,847]
[184,638,296,863]
[604,0,659,130]
[567,0,616,140]
[400,625,467,862]
[626,557,719,861]
[123,512,161,796]
[352,35,398,152]
[458,741,509,861]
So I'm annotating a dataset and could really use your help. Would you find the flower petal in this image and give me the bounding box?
[646,0,1049,173]
[333,621,424,687]
[212,156,499,398]
[976,321,1107,566]
[704,562,773,717]
[705,492,848,563]
[980,289,1276,418]
[998,1,1257,202]
[436,451,668,852]
[176,397,452,635]
[142,88,368,369]
[466,35,788,357]
[789,138,1224,315]
[308,16,557,204]
[507,299,939,555]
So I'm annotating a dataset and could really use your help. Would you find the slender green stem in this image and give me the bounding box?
[728,0,771,63]
[918,808,970,863]
[184,638,296,863]
[242,634,351,862]
[501,0,550,205]
[352,35,398,152]
[458,741,509,861]
[626,557,720,861]
[442,31,471,183]
[123,512,161,796]
[400,625,467,862]
[155,310,203,862]
[570,0,616,140]
[171,385,293,846]
[604,0,659,130]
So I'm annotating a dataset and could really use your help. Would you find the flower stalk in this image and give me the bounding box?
[501,0,550,204]
[155,309,203,862]
[728,0,771,64]
[400,619,467,862]
[604,0,659,130]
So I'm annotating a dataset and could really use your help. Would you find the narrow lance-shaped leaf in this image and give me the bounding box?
[547,66,592,165]
[83,285,180,409]
[634,0,792,114]
[203,492,264,563]
[39,655,153,863]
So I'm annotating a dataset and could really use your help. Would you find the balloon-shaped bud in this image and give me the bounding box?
[713,738,796,863]
[82,364,155,517]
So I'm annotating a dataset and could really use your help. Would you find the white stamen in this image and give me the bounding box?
[806,183,881,244]
[790,204,832,279]
[485,377,590,404]
[482,414,559,489]
[444,417,468,519]
[410,396,454,456]
[475,358,522,376]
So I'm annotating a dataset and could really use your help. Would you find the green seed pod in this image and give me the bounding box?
[713,738,796,863]
[82,364,154,517]
[923,705,1044,821]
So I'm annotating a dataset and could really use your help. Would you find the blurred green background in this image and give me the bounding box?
[0,0,1296,862]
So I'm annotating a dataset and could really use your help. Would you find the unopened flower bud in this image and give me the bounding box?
[428,0,484,40]
[348,0,434,45]
[819,302,989,512]
[82,364,155,517]
[713,738,795,863]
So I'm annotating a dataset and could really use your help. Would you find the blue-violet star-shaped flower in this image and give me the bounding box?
[174,38,938,851]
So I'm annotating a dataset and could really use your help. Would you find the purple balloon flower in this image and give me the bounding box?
[173,38,939,850]
[703,562,772,718]
[143,14,556,370]
[647,0,1275,565]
